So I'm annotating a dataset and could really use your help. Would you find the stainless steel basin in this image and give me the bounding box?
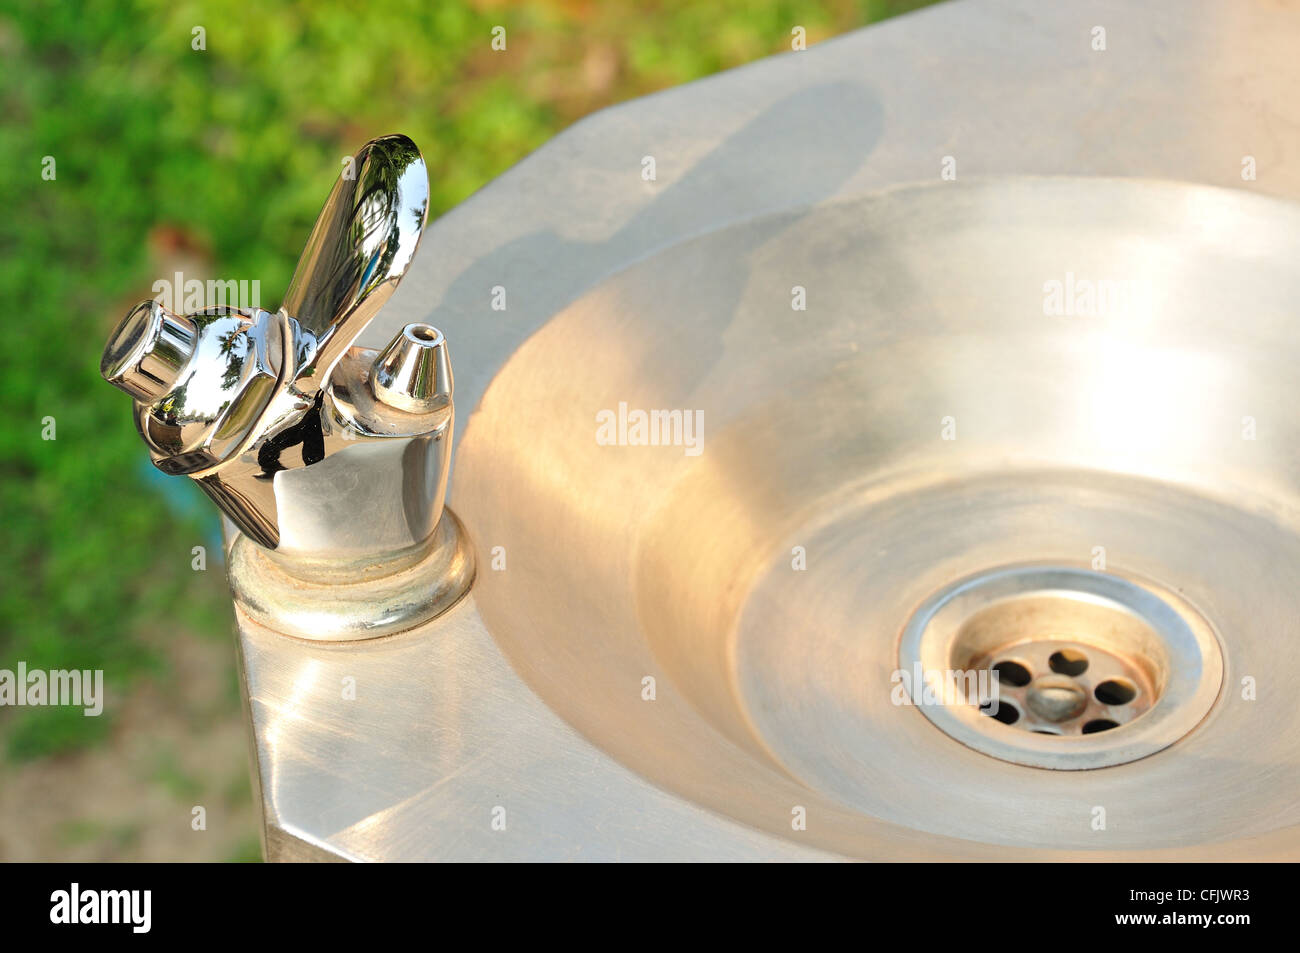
[235,0,1300,860]
[455,178,1300,854]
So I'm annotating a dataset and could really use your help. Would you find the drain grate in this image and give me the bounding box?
[974,639,1154,735]
[898,565,1224,770]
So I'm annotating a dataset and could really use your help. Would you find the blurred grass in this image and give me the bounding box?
[0,0,932,760]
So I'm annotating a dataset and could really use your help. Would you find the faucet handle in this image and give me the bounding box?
[281,133,430,391]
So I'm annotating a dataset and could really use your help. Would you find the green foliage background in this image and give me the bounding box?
[0,1,931,760]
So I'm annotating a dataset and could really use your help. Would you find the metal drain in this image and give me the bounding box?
[898,565,1224,770]
[976,637,1154,735]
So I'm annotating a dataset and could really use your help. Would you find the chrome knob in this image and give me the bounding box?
[101,301,199,403]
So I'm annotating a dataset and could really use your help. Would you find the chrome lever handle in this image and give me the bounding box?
[100,135,456,576]
[280,133,429,391]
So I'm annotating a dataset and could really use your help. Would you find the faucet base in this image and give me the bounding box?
[229,508,475,642]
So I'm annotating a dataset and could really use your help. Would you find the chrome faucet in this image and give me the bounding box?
[101,135,472,640]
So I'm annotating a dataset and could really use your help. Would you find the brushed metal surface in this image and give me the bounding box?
[238,0,1300,860]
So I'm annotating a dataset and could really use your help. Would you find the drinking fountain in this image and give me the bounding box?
[100,0,1300,860]
[102,135,472,643]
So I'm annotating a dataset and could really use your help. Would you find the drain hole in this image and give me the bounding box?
[1082,718,1120,734]
[902,565,1223,768]
[980,699,1021,725]
[1094,679,1137,705]
[991,660,1032,687]
[1048,648,1089,676]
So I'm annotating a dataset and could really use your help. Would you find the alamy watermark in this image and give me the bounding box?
[50,884,150,933]
[891,662,1001,710]
[152,271,261,313]
[0,663,103,716]
[596,402,704,457]
[1043,272,1152,318]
